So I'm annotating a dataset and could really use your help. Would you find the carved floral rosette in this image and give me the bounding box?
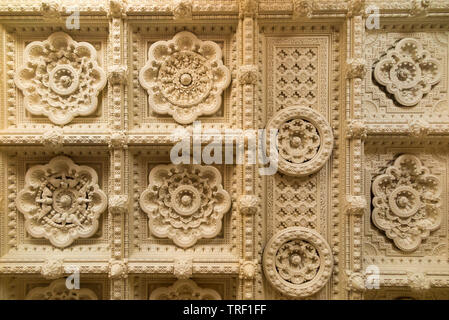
[263,227,333,298]
[266,106,334,177]
[26,279,97,300]
[372,154,441,252]
[15,156,108,247]
[139,164,231,248]
[139,31,231,124]
[374,37,441,107]
[149,279,221,300]
[14,32,106,125]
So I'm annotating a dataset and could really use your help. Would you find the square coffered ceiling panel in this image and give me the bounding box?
[1,0,449,300]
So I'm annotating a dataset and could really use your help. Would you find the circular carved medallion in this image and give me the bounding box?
[49,64,80,96]
[266,106,334,177]
[263,227,333,298]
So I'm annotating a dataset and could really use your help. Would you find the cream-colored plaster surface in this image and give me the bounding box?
[0,0,449,300]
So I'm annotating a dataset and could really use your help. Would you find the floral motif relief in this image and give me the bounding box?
[346,119,367,139]
[14,32,106,125]
[40,1,61,22]
[407,272,431,291]
[173,257,193,279]
[149,280,221,300]
[275,240,320,285]
[238,195,259,215]
[345,195,367,216]
[278,118,320,164]
[26,279,98,300]
[108,259,128,279]
[239,259,257,280]
[172,0,192,20]
[292,0,314,19]
[41,259,64,280]
[373,38,441,107]
[263,227,333,298]
[41,127,64,151]
[139,31,231,124]
[345,271,366,292]
[372,154,442,252]
[15,156,108,248]
[266,106,333,177]
[409,0,431,17]
[139,164,231,248]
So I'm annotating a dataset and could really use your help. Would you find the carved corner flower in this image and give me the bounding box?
[139,31,231,124]
[408,119,430,139]
[409,0,431,17]
[41,259,64,280]
[15,156,108,248]
[346,119,367,139]
[346,58,367,79]
[238,195,259,215]
[149,279,221,300]
[172,0,192,20]
[108,65,128,85]
[108,259,128,279]
[239,0,258,18]
[374,38,441,107]
[345,195,367,216]
[14,32,107,125]
[292,0,314,19]
[173,257,193,279]
[346,270,366,292]
[108,194,128,215]
[108,130,128,149]
[40,0,62,22]
[26,279,98,300]
[372,154,441,252]
[407,272,431,291]
[239,259,257,280]
[238,65,258,85]
[139,164,231,248]
[108,0,127,18]
[41,127,64,151]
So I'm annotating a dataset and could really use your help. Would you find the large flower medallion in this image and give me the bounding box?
[139,164,231,248]
[374,38,441,106]
[372,154,441,251]
[14,32,106,125]
[16,156,108,247]
[139,31,231,124]
[263,227,333,298]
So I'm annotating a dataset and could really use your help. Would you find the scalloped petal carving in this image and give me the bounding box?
[15,156,108,248]
[374,38,441,106]
[372,154,442,252]
[139,164,231,248]
[139,31,231,124]
[14,32,106,125]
